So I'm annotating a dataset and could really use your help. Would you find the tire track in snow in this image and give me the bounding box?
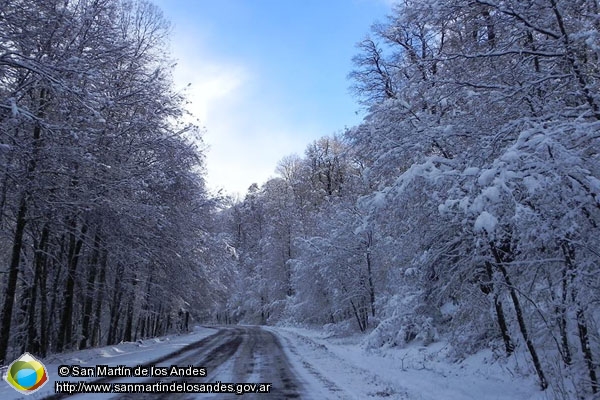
[44,328,227,400]
[275,329,411,400]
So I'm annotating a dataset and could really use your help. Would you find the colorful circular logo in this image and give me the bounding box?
[4,352,49,395]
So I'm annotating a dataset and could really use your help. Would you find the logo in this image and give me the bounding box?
[4,352,49,395]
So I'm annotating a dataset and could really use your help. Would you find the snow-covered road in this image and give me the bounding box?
[36,326,302,399]
[2,325,541,400]
[109,326,305,399]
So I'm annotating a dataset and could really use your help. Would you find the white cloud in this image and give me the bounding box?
[169,36,318,197]
[200,87,320,197]
[174,61,247,123]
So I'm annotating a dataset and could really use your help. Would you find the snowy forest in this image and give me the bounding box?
[1,0,599,399]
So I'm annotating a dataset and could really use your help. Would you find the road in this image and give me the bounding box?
[45,326,301,399]
[131,325,303,399]
[44,325,409,400]
[3,324,538,400]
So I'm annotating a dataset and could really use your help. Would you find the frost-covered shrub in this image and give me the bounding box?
[445,293,502,360]
[323,319,361,337]
[364,289,442,349]
[363,315,404,348]
[364,314,441,349]
[416,317,439,346]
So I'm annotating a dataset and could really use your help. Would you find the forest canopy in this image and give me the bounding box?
[0,0,214,364]
[214,0,600,397]
[1,0,599,398]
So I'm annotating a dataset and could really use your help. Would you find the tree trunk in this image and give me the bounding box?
[47,250,65,354]
[558,265,572,365]
[493,295,514,356]
[80,231,101,349]
[152,305,162,337]
[108,264,124,344]
[0,195,28,364]
[91,250,107,347]
[138,316,145,340]
[57,221,88,352]
[490,242,547,390]
[366,231,376,317]
[0,151,15,228]
[123,298,134,342]
[575,307,598,394]
[350,298,366,332]
[562,241,598,393]
[0,87,48,361]
[26,223,49,354]
[549,0,600,119]
[483,261,514,355]
[39,231,49,357]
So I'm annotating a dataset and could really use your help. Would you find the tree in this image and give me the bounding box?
[0,0,214,363]
[344,0,599,394]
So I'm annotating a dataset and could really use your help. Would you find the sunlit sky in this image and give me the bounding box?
[154,0,393,196]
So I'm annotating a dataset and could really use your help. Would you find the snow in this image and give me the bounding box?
[0,327,216,400]
[271,326,543,400]
[522,176,541,194]
[500,150,520,162]
[469,196,484,214]
[9,97,18,117]
[481,186,501,203]
[438,199,458,214]
[370,190,387,210]
[463,167,480,176]
[440,301,458,317]
[588,175,600,200]
[458,196,470,212]
[474,211,498,234]
[1,325,548,400]
[478,169,496,186]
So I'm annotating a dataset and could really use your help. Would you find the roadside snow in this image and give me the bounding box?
[271,326,544,400]
[0,326,216,400]
[2,325,548,399]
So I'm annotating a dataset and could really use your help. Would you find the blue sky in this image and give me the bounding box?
[154,0,392,196]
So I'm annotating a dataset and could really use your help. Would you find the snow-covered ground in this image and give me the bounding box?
[1,325,547,399]
[272,326,546,400]
[0,326,217,400]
